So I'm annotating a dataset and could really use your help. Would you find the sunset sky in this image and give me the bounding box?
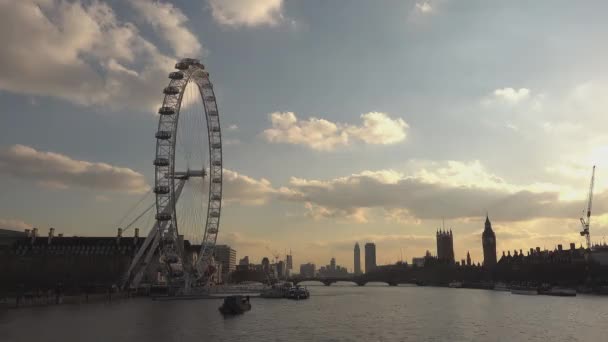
[2,0,608,271]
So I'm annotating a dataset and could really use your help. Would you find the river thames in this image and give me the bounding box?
[2,284,608,341]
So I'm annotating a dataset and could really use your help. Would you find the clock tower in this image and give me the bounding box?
[482,214,497,267]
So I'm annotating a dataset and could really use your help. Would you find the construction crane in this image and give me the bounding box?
[580,165,596,249]
[265,246,281,264]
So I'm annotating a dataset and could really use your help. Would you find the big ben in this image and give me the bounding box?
[482,214,497,267]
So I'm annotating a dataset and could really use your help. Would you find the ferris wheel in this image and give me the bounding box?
[123,58,222,290]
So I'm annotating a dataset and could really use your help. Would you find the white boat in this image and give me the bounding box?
[286,285,310,300]
[448,281,463,288]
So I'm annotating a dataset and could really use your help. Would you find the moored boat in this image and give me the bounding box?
[540,287,577,297]
[510,286,538,295]
[493,282,510,292]
[218,295,251,315]
[448,281,463,288]
[260,282,293,299]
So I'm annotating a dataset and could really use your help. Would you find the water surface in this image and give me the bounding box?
[2,285,607,341]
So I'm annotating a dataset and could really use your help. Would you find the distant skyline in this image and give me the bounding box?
[3,0,608,271]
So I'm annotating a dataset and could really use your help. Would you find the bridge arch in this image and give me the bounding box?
[296,280,325,286]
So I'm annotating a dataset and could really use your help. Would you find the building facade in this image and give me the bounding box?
[365,242,376,273]
[482,215,497,267]
[300,263,316,277]
[261,257,270,273]
[214,245,236,279]
[354,242,361,275]
[436,230,455,263]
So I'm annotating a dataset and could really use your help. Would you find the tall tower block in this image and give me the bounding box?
[354,242,361,275]
[364,242,376,273]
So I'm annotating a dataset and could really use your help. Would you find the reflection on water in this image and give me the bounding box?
[2,285,608,342]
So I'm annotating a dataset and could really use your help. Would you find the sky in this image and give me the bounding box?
[2,0,608,272]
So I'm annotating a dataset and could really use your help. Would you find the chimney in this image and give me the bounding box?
[48,227,55,244]
[558,244,563,251]
[134,228,140,244]
[24,229,31,237]
[536,247,541,253]
[31,227,38,244]
[570,243,576,251]
[116,227,123,244]
[58,233,64,238]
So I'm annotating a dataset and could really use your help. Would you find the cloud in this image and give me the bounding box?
[303,202,369,223]
[262,111,409,151]
[346,112,409,145]
[227,124,239,131]
[0,144,148,193]
[219,231,270,249]
[415,2,433,14]
[281,160,608,222]
[222,169,284,205]
[262,112,349,151]
[129,0,203,57]
[309,234,434,251]
[0,218,33,231]
[208,0,284,27]
[0,0,192,112]
[491,87,531,104]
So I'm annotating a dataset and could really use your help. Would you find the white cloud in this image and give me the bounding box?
[0,144,148,193]
[228,124,239,131]
[491,87,531,104]
[415,2,433,14]
[129,0,202,57]
[208,0,284,27]
[262,111,409,151]
[0,218,33,231]
[0,0,191,112]
[346,112,409,145]
[262,112,349,151]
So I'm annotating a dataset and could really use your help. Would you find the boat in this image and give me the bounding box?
[448,281,463,288]
[493,282,510,292]
[540,287,577,297]
[286,285,310,300]
[218,295,251,315]
[510,286,538,295]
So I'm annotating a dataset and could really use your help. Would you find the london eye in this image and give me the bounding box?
[123,58,223,291]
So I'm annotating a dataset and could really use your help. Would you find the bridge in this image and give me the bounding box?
[289,276,405,287]
[289,265,419,286]
[233,263,489,287]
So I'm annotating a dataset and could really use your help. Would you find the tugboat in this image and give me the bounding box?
[218,295,251,315]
